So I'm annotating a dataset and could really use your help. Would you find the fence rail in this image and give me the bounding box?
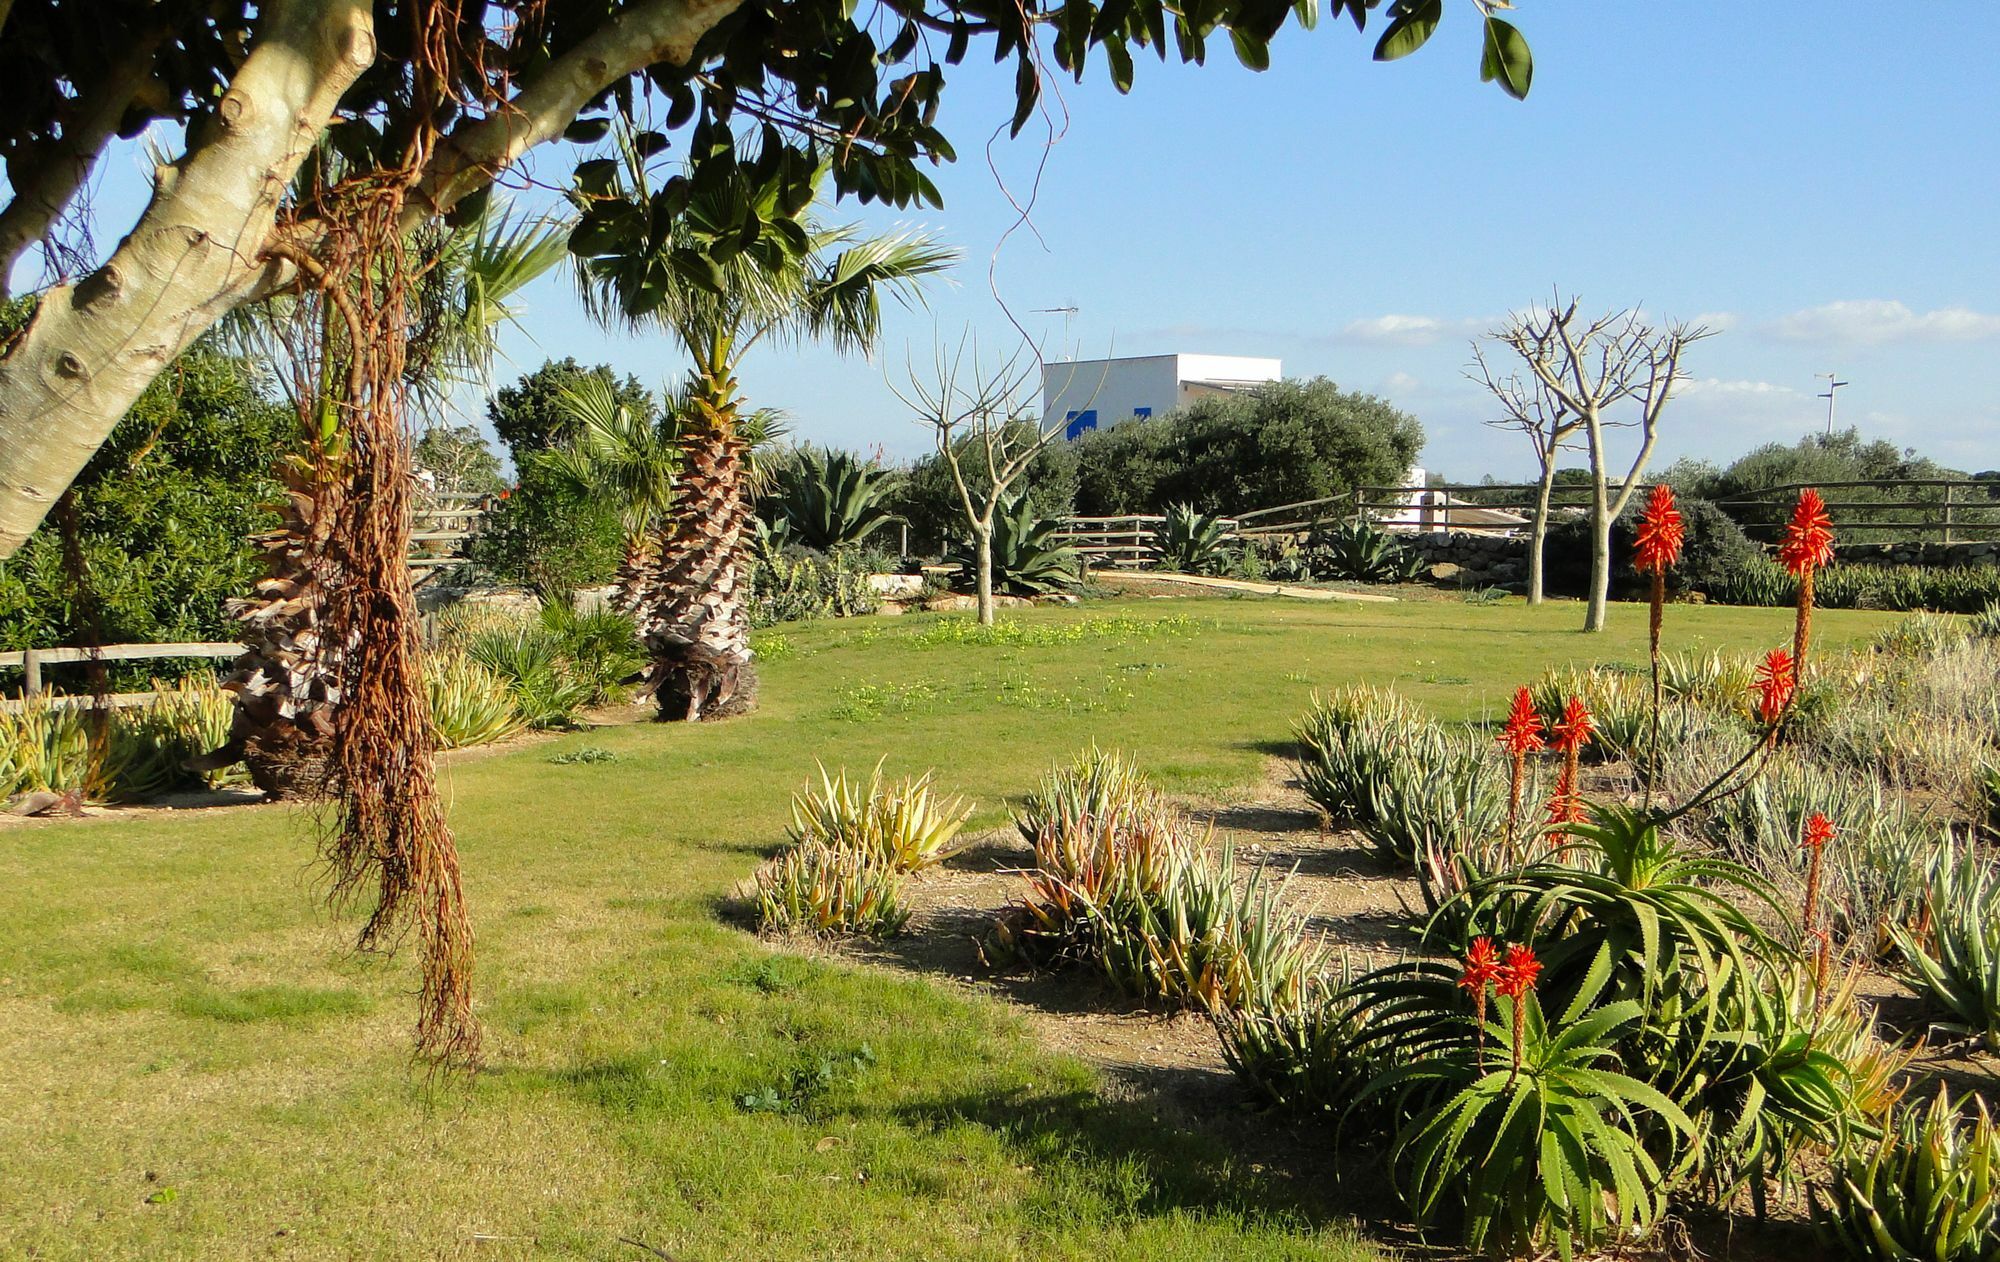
[1712,479,2000,544]
[0,641,244,710]
[1054,515,1167,566]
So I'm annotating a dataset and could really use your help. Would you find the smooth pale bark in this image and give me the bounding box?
[0,0,748,558]
[1527,463,1556,605]
[974,527,996,626]
[0,0,374,557]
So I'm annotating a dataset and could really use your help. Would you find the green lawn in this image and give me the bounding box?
[0,595,1904,1260]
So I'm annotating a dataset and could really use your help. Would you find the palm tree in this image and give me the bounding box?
[540,376,788,614]
[572,155,953,720]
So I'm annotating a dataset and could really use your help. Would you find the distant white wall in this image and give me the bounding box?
[1041,354,1283,440]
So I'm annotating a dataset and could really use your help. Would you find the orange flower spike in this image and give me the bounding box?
[1632,484,1686,574]
[1801,812,1836,852]
[1553,697,1595,755]
[1777,488,1837,578]
[1458,937,1501,994]
[1496,944,1543,999]
[1800,812,1836,951]
[1496,687,1546,757]
[1752,648,1797,725]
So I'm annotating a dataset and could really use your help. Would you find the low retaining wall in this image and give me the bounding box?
[1399,530,1528,589]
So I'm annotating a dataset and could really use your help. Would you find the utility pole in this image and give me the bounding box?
[1816,372,1849,437]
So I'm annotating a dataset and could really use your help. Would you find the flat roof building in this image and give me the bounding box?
[1041,353,1282,439]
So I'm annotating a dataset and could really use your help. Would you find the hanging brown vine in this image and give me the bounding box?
[252,0,535,1070]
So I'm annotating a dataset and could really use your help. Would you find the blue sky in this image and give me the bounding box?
[19,4,2000,478]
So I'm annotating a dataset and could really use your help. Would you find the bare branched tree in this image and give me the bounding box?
[1467,345,1581,605]
[1487,296,1714,631]
[892,337,1059,627]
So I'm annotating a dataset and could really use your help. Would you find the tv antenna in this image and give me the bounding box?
[1815,372,1849,437]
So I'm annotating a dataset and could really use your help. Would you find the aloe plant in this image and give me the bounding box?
[788,761,973,872]
[1890,834,2000,1053]
[1812,1087,2000,1262]
[764,446,899,551]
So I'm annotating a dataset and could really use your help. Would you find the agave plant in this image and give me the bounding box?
[1890,834,2000,1053]
[947,496,1078,596]
[763,447,899,552]
[1154,503,1233,575]
[1812,1087,2000,1262]
[1310,519,1421,584]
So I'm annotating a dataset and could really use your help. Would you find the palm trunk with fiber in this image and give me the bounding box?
[639,373,756,721]
[201,456,341,797]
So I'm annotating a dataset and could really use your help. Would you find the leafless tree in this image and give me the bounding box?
[892,337,1069,626]
[1467,346,1581,605]
[1487,296,1714,631]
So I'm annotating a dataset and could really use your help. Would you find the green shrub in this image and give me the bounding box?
[1812,1087,2000,1262]
[762,447,899,552]
[946,498,1079,596]
[1543,494,1760,600]
[1352,959,1694,1259]
[749,546,879,627]
[537,603,643,702]
[1294,686,1426,825]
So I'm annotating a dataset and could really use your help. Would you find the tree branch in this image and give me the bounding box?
[0,0,376,557]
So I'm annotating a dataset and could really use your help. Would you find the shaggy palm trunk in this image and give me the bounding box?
[639,375,755,721]
[202,456,340,798]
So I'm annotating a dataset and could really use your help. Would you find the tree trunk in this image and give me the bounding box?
[975,524,995,626]
[1527,464,1557,606]
[1585,465,1612,633]
[639,383,754,721]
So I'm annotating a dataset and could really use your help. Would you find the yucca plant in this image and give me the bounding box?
[763,446,899,552]
[754,841,910,938]
[1154,503,1233,575]
[788,762,973,872]
[1890,834,2000,1053]
[1812,1087,2000,1262]
[425,652,526,750]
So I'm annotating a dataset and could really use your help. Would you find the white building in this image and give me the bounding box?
[1041,353,1282,440]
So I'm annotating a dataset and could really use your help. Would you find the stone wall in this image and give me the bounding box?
[1399,530,1529,589]
[1834,540,2000,568]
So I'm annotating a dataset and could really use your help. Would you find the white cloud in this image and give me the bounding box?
[1381,371,1423,394]
[1767,300,2000,346]
[1338,314,1483,347]
[1677,377,1802,399]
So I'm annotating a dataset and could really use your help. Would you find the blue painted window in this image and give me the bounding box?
[1065,409,1098,440]
[1133,407,1152,419]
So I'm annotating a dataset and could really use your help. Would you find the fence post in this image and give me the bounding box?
[1942,483,1956,545]
[22,647,40,698]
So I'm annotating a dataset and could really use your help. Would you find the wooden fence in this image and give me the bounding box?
[1053,515,1167,566]
[409,490,493,583]
[0,642,244,712]
[1712,479,2000,543]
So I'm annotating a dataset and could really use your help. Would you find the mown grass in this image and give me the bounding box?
[0,595,1904,1260]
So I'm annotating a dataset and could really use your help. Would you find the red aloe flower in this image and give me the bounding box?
[1752,648,1797,725]
[1459,937,1500,994]
[1801,812,1836,852]
[1552,697,1594,755]
[1497,687,1547,757]
[1459,936,1501,1065]
[1633,484,1686,574]
[1801,812,1835,976]
[1777,488,1836,578]
[1497,943,1542,1072]
[1496,943,1542,998]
